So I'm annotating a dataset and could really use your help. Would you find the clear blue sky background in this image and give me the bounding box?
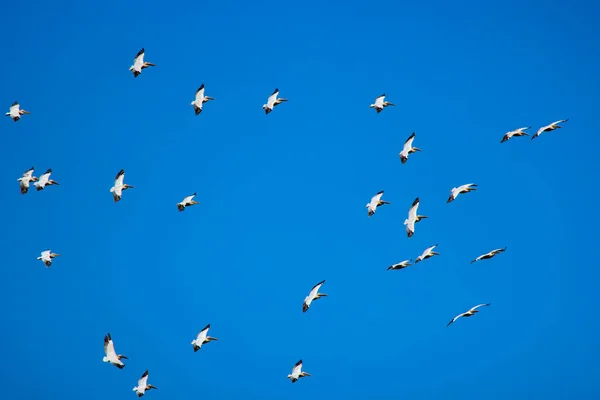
[1,1,599,399]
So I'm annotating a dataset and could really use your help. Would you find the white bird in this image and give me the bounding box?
[399,132,421,164]
[17,166,38,194]
[414,244,439,264]
[501,127,530,143]
[447,183,477,203]
[302,280,327,313]
[287,360,311,383]
[447,303,490,327]
[132,370,157,397]
[177,193,199,212]
[262,88,287,114]
[369,94,395,113]
[191,84,215,115]
[387,259,412,271]
[532,119,569,140]
[103,333,128,369]
[129,48,156,78]
[110,169,134,203]
[366,190,390,217]
[191,323,218,352]
[470,247,507,264]
[37,250,60,267]
[404,197,427,238]
[34,169,60,191]
[5,101,30,122]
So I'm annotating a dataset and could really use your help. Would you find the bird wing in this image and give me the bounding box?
[22,167,34,178]
[408,197,419,220]
[138,371,149,387]
[195,85,205,101]
[403,132,416,150]
[374,95,385,107]
[371,191,384,204]
[182,195,194,204]
[491,247,506,254]
[551,119,568,125]
[197,324,210,341]
[517,127,531,132]
[405,220,415,236]
[9,102,19,113]
[308,280,325,299]
[448,312,466,326]
[292,360,303,375]
[267,89,279,108]
[133,49,145,67]
[114,170,125,187]
[38,172,50,185]
[41,250,51,259]
[470,303,490,311]
[104,334,116,356]
[457,183,475,192]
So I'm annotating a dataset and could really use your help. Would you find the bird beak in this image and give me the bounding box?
[206,97,215,100]
[54,253,61,257]
[22,110,31,114]
[279,98,288,102]
[120,355,129,359]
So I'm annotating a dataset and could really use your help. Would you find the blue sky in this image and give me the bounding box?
[1,1,599,399]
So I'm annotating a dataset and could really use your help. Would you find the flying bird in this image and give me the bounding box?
[103,333,128,369]
[110,169,134,203]
[447,303,490,327]
[470,247,507,264]
[37,250,60,267]
[132,370,157,397]
[399,132,421,163]
[262,88,287,114]
[177,193,199,211]
[5,101,30,122]
[532,119,569,140]
[34,169,59,191]
[17,166,38,194]
[387,260,412,271]
[447,183,477,203]
[501,127,530,143]
[366,190,390,217]
[303,280,327,313]
[287,360,311,383]
[404,197,427,238]
[129,48,156,78]
[415,244,439,264]
[370,94,395,113]
[191,324,218,352]
[191,84,215,115]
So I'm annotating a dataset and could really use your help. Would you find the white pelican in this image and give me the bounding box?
[287,360,311,383]
[129,48,156,78]
[387,260,412,271]
[34,169,59,191]
[303,280,327,313]
[370,94,395,113]
[366,190,390,217]
[103,333,128,369]
[446,183,477,203]
[404,197,427,238]
[177,193,199,211]
[414,244,439,264]
[5,101,30,122]
[501,127,530,143]
[132,370,157,397]
[17,166,38,194]
[37,250,60,267]
[399,132,421,164]
[470,247,506,264]
[532,119,569,140]
[191,84,215,115]
[191,323,218,352]
[262,88,287,114]
[110,169,134,203]
[447,303,490,327]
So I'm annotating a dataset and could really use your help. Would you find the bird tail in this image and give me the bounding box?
[102,356,109,362]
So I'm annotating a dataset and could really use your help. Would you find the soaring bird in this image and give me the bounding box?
[5,101,30,122]
[447,183,477,203]
[132,370,157,397]
[532,119,569,140]
[415,244,439,264]
[103,333,128,369]
[37,250,60,267]
[470,247,506,264]
[399,132,421,164]
[262,88,287,114]
[447,303,490,327]
[387,260,412,271]
[110,169,134,203]
[17,166,38,194]
[177,193,199,211]
[369,94,394,113]
[366,190,390,217]
[191,84,215,115]
[404,197,427,238]
[287,360,311,383]
[129,48,156,78]
[191,324,218,352]
[302,280,327,313]
[501,127,530,143]
[34,169,59,191]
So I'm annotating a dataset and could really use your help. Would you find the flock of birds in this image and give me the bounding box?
[6,47,571,395]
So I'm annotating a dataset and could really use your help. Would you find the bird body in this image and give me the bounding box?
[532,119,569,140]
[447,183,477,203]
[37,250,60,267]
[404,197,427,238]
[17,166,38,194]
[287,360,311,383]
[191,84,215,115]
[387,260,412,270]
[177,193,199,211]
[103,333,128,369]
[370,94,394,113]
[302,280,327,313]
[447,303,490,327]
[262,88,287,114]
[129,48,156,77]
[366,190,390,217]
[399,132,421,163]
[501,127,530,143]
[470,247,506,264]
[415,244,439,264]
[34,169,59,191]
[133,370,157,397]
[191,324,218,352]
[110,169,134,202]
